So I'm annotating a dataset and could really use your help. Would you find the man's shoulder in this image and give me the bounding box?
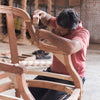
[75,26,90,35]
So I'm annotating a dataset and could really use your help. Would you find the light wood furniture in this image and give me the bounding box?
[0,5,83,100]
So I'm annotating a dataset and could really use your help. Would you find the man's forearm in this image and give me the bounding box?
[43,31,82,54]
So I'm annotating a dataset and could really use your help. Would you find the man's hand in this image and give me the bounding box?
[32,10,52,26]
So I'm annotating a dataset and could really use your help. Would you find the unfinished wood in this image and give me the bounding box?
[0,62,26,74]
[39,0,65,6]
[17,0,28,45]
[38,0,80,7]
[27,80,73,95]
[1,0,13,43]
[69,0,80,6]
[9,0,13,6]
[0,93,23,100]
[19,60,52,66]
[26,70,73,81]
[0,5,35,100]
[34,0,38,10]
[0,1,1,28]
[26,21,83,99]
[0,82,13,92]
[0,6,30,21]
[0,0,2,38]
[0,5,83,100]
[0,73,7,79]
[48,0,52,14]
[16,74,35,100]
[54,53,66,65]
[6,13,19,64]
[34,0,52,14]
[64,55,83,99]
[27,11,83,99]
[38,0,48,5]
[67,88,80,100]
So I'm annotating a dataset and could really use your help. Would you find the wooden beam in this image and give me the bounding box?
[0,82,13,92]
[9,0,13,6]
[34,0,38,10]
[16,74,35,100]
[48,0,52,14]
[69,0,80,6]
[6,13,19,64]
[0,62,26,74]
[0,73,7,79]
[67,88,80,100]
[27,80,73,94]
[0,93,23,100]
[26,70,73,81]
[0,0,2,36]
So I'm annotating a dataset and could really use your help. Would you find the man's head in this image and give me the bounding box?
[56,8,80,36]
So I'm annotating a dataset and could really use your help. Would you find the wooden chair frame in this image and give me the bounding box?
[0,5,83,100]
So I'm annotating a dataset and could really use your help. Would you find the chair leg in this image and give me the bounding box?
[15,89,20,98]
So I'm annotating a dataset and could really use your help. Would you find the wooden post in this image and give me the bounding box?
[17,0,31,45]
[54,0,57,16]
[48,0,52,15]
[0,0,3,40]
[9,0,13,6]
[0,0,2,33]
[2,0,13,42]
[47,0,52,31]
[34,0,38,10]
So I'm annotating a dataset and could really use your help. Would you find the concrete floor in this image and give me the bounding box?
[0,42,100,100]
[82,43,100,100]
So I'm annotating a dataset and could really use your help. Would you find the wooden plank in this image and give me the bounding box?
[16,74,35,100]
[0,73,7,79]
[67,88,80,100]
[38,0,65,6]
[27,80,73,95]
[0,62,26,74]
[6,13,19,64]
[38,0,49,5]
[0,82,13,92]
[48,0,52,14]
[9,0,13,6]
[52,0,66,6]
[69,0,80,6]
[34,0,38,10]
[20,0,27,45]
[26,70,73,81]
[0,93,23,100]
[38,0,80,7]
[0,0,2,34]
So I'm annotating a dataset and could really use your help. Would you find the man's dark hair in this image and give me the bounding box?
[57,8,80,30]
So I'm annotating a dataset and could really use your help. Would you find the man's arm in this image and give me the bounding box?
[38,29,82,55]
